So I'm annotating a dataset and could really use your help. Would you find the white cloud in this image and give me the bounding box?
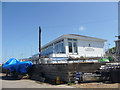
[79,26,86,31]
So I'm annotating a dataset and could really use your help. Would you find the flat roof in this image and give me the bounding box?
[42,34,107,49]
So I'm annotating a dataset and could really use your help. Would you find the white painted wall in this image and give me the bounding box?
[49,38,105,58]
[42,34,107,58]
[77,40,105,57]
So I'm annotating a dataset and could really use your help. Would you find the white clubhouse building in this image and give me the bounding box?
[41,34,107,59]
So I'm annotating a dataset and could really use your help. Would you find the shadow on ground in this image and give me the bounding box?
[1,73,21,81]
[30,77,67,85]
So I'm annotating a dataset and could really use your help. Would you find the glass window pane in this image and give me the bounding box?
[73,39,77,41]
[68,42,72,53]
[54,45,57,53]
[73,42,77,53]
[60,43,62,53]
[68,39,72,41]
[58,44,60,53]
[56,45,58,53]
[61,43,64,53]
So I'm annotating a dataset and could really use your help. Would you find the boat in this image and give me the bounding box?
[3,58,33,73]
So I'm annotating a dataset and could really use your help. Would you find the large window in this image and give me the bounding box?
[41,44,53,56]
[68,38,78,54]
[54,39,65,54]
[41,39,65,56]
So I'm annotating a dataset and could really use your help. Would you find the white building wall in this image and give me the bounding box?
[41,34,107,58]
[49,39,105,58]
[77,40,105,57]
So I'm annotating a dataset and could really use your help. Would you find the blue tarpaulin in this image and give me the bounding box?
[3,58,33,73]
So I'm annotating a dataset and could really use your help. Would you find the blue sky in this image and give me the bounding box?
[2,2,118,63]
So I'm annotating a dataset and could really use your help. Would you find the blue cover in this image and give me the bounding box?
[3,58,33,73]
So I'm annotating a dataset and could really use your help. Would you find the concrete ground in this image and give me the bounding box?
[1,73,120,88]
[71,82,120,88]
[1,73,73,88]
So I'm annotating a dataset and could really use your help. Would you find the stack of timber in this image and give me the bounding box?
[29,62,102,83]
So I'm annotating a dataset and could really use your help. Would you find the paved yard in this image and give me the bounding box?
[71,82,120,88]
[1,73,120,88]
[1,73,73,88]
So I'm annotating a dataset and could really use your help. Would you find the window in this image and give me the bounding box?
[73,39,77,41]
[41,44,53,56]
[68,38,78,54]
[41,39,65,56]
[61,43,65,53]
[73,42,77,53]
[68,39,72,41]
[89,44,91,47]
[54,39,65,54]
[68,42,72,53]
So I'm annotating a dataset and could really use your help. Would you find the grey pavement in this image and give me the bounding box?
[1,73,73,88]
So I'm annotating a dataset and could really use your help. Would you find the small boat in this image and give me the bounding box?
[3,58,33,74]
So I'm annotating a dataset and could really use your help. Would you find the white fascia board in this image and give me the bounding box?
[63,34,107,42]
